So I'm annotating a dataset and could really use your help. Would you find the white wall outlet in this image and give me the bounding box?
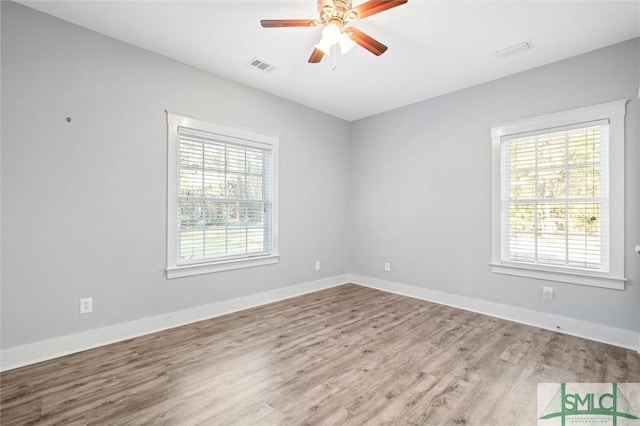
[80,297,93,314]
[384,262,391,272]
[315,261,321,271]
[542,287,553,301]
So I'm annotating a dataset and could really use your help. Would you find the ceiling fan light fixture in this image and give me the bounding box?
[338,32,356,54]
[260,0,408,63]
[321,22,341,45]
[315,38,333,54]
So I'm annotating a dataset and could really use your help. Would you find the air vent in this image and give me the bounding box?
[248,57,275,72]
[495,41,534,58]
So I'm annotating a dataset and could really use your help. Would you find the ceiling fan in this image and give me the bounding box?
[260,0,408,63]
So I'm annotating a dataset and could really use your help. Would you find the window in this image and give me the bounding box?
[166,112,279,278]
[491,100,627,289]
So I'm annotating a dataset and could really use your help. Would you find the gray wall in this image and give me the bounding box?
[350,38,640,331]
[1,2,351,349]
[2,1,639,351]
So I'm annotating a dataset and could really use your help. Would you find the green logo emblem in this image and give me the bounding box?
[539,383,639,426]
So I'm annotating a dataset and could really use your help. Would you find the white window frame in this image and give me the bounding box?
[491,100,627,290]
[166,111,279,279]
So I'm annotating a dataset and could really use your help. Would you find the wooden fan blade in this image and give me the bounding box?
[350,0,408,20]
[346,27,388,56]
[260,19,320,28]
[308,47,325,63]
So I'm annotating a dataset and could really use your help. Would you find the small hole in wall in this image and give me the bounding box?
[66,117,72,122]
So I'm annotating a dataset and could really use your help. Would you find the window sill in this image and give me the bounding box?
[166,254,279,279]
[489,262,626,290]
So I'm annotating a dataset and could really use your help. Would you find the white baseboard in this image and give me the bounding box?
[350,274,639,352]
[0,274,350,372]
[3,273,637,371]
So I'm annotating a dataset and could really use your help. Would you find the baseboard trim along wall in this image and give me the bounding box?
[3,274,637,371]
[0,274,350,372]
[350,274,640,352]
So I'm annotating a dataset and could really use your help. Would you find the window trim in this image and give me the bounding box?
[490,100,627,290]
[165,111,279,279]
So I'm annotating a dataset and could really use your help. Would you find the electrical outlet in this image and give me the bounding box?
[80,297,93,314]
[542,287,553,301]
[384,262,391,272]
[315,261,321,271]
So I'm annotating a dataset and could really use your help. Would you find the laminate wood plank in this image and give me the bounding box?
[2,284,639,426]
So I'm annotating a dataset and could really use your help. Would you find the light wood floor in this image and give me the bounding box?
[1,284,639,425]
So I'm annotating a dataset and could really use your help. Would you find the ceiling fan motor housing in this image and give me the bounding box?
[319,0,357,28]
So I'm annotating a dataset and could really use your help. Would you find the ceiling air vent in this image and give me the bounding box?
[495,41,534,58]
[248,57,275,72]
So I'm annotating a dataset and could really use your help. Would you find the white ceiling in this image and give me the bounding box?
[18,0,640,121]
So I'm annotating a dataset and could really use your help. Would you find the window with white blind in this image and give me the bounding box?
[491,100,627,290]
[166,112,279,279]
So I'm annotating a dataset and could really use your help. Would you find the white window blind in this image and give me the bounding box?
[177,129,273,265]
[490,100,627,290]
[166,112,279,279]
[500,121,609,272]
